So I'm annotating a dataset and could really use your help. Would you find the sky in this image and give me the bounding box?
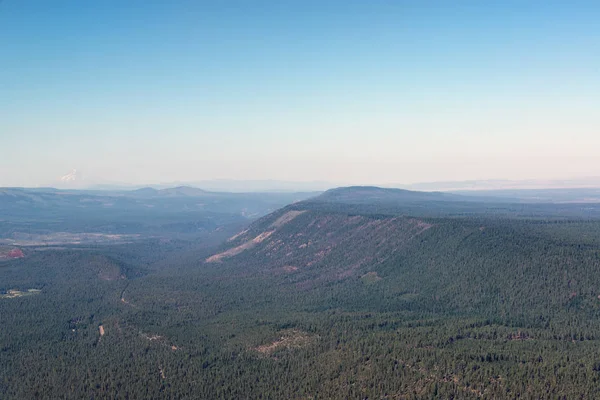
[1,0,599,187]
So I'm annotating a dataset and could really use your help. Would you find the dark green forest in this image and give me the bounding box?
[3,187,600,399]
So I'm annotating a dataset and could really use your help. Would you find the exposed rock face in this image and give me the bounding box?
[7,248,24,258]
[0,248,25,260]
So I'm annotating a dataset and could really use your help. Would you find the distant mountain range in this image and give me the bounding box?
[397,177,600,191]
[47,169,600,193]
[47,170,338,192]
[0,186,321,224]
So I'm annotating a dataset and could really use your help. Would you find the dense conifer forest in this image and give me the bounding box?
[2,187,600,399]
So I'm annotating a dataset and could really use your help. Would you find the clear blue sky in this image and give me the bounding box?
[1,0,599,187]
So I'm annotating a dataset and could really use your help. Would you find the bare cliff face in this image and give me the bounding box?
[0,247,25,260]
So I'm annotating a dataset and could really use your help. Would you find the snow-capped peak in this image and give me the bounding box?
[60,169,80,182]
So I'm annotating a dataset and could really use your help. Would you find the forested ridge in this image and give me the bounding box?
[2,188,600,399]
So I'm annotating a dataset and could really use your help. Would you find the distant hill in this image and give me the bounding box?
[130,186,209,197]
[303,186,600,218]
[156,186,209,197]
[316,186,460,203]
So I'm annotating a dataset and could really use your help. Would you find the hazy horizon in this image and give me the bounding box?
[2,1,599,187]
[6,170,600,194]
